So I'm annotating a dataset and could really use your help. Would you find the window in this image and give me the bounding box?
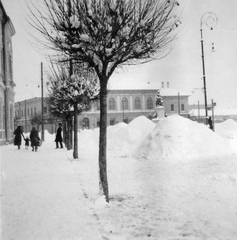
[110,117,116,126]
[121,97,128,110]
[9,55,13,81]
[147,97,153,110]
[108,97,116,110]
[134,97,141,110]
[181,104,185,112]
[171,104,174,112]
[28,109,29,116]
[34,107,36,115]
[21,110,23,117]
[31,108,33,116]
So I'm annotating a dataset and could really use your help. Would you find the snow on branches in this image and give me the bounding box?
[33,0,181,78]
[47,64,100,118]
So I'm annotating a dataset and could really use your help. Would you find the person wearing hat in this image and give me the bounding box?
[55,123,63,149]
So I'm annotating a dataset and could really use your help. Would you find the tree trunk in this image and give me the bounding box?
[65,115,73,150]
[68,115,73,150]
[99,81,109,202]
[62,121,67,148]
[73,103,78,159]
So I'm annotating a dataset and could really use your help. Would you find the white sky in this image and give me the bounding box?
[2,0,237,108]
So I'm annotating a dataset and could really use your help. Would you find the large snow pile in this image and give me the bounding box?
[215,119,237,139]
[77,116,155,156]
[133,115,234,161]
[107,116,155,156]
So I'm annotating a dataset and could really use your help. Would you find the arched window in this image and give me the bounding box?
[147,97,153,110]
[108,97,116,110]
[121,97,129,110]
[134,97,141,110]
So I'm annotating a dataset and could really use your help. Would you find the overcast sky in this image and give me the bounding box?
[2,0,237,108]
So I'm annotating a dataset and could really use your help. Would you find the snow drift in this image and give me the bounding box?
[133,115,233,161]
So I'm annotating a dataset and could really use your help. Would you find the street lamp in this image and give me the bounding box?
[41,62,44,141]
[200,12,218,124]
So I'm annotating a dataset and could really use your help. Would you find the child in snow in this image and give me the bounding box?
[24,136,30,150]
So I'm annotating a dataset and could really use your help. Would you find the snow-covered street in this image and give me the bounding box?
[1,142,104,240]
[1,115,237,240]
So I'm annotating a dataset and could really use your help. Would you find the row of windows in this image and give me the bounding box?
[16,108,37,118]
[100,97,185,112]
[171,104,185,112]
[100,96,154,111]
[15,107,48,118]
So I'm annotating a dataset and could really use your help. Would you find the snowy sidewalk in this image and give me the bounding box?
[1,141,104,240]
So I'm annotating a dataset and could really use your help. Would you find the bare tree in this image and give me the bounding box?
[28,0,181,202]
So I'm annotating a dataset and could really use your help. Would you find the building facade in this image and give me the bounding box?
[78,88,190,129]
[14,97,55,134]
[0,2,15,145]
[14,88,190,133]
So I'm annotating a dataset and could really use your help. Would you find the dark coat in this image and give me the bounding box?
[25,138,30,146]
[208,117,213,130]
[30,128,40,147]
[14,127,23,146]
[55,126,62,142]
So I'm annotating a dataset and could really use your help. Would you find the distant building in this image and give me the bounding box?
[78,87,190,129]
[14,97,55,134]
[15,87,190,132]
[0,2,16,145]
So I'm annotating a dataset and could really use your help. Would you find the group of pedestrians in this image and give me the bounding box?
[13,123,63,151]
[13,126,41,152]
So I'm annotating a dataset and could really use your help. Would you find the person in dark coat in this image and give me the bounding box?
[30,127,40,152]
[24,136,30,150]
[55,123,63,149]
[208,116,213,131]
[13,126,24,149]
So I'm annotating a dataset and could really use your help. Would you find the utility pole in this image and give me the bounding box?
[41,62,44,141]
[25,99,27,132]
[211,99,215,131]
[200,12,218,124]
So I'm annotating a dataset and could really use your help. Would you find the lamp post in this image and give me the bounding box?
[200,12,218,124]
[41,62,44,141]
[24,99,27,132]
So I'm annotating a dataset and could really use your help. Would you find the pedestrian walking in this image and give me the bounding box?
[24,136,30,150]
[30,127,40,152]
[13,126,24,150]
[55,123,63,149]
[208,116,213,131]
